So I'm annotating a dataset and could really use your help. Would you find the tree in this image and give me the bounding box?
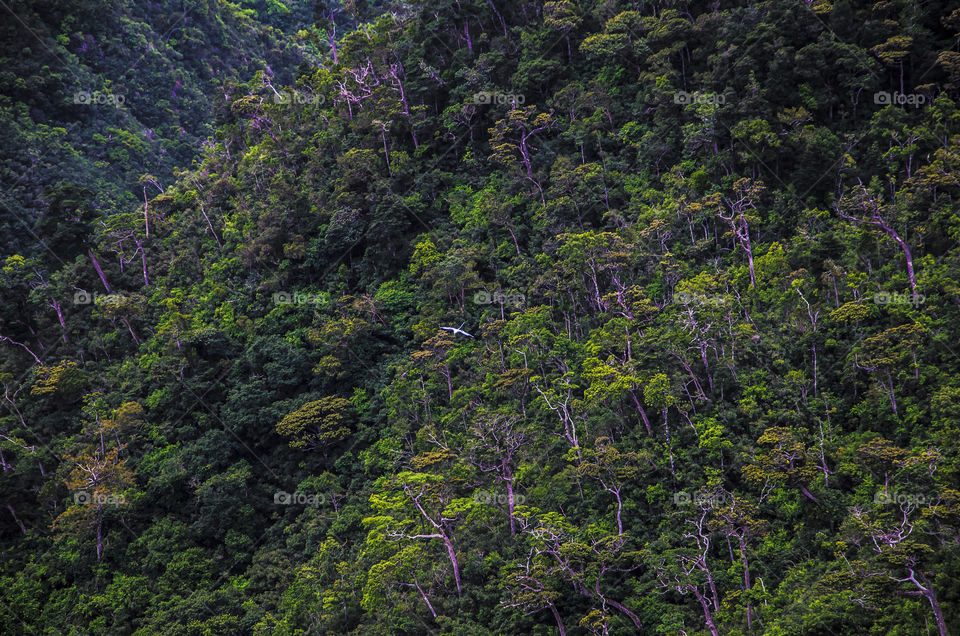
[466,410,531,535]
[364,466,472,598]
[836,184,918,298]
[488,106,558,204]
[709,492,768,630]
[573,437,638,536]
[719,178,764,288]
[855,323,924,417]
[52,395,136,560]
[845,488,956,636]
[644,372,678,477]
[743,426,821,504]
[276,396,353,452]
[515,509,644,631]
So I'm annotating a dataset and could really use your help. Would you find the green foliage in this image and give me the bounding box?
[276,396,353,451]
[3,1,960,635]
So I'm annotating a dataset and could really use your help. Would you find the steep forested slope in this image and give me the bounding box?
[0,0,320,256]
[2,1,960,634]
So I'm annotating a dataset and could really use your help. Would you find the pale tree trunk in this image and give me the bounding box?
[327,31,338,64]
[380,129,392,176]
[629,390,653,435]
[884,371,898,416]
[887,230,916,298]
[88,250,111,291]
[408,494,463,597]
[721,182,761,286]
[142,186,150,238]
[740,537,753,630]
[134,238,149,287]
[663,408,675,478]
[198,202,222,249]
[706,567,720,613]
[587,578,643,631]
[548,603,566,636]
[603,597,643,631]
[0,336,42,365]
[904,570,948,636]
[6,504,26,534]
[2,386,26,427]
[440,533,462,597]
[797,484,819,504]
[121,317,140,345]
[693,588,720,636]
[838,190,917,298]
[96,508,103,560]
[504,463,517,535]
[48,297,66,338]
[412,578,437,618]
[613,488,624,535]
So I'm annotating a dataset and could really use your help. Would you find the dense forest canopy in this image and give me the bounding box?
[2,0,960,634]
[0,0,320,256]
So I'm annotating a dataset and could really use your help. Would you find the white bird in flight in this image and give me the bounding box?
[440,322,474,338]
